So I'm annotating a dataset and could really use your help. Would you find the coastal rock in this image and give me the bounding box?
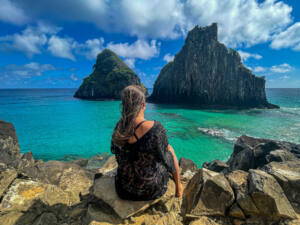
[202,159,228,172]
[248,169,296,220]
[97,155,117,176]
[32,212,58,225]
[149,23,277,109]
[22,160,94,202]
[227,135,300,171]
[0,120,22,169]
[74,49,147,100]
[263,161,300,212]
[182,168,234,217]
[0,168,17,197]
[0,179,78,212]
[86,152,111,170]
[229,203,245,219]
[0,211,24,225]
[91,175,176,219]
[179,157,198,174]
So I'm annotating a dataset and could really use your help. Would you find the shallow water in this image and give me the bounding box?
[0,88,299,166]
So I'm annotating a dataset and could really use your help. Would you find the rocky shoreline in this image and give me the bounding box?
[0,119,299,225]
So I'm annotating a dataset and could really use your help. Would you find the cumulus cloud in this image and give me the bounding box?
[253,66,267,73]
[163,53,174,62]
[270,63,293,73]
[124,58,135,68]
[0,62,56,78]
[14,0,293,47]
[270,22,300,51]
[238,51,262,61]
[70,73,79,81]
[107,40,160,60]
[0,0,29,25]
[75,38,104,59]
[48,36,75,61]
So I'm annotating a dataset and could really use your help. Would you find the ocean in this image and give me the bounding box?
[1,88,300,166]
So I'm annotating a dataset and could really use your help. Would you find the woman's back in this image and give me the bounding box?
[111,120,175,201]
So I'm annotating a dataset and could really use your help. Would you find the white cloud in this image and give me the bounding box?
[1,62,56,78]
[253,66,267,73]
[48,36,75,61]
[124,58,135,68]
[238,50,262,61]
[271,22,300,51]
[0,23,60,57]
[0,0,29,25]
[75,38,104,59]
[280,75,289,79]
[107,39,160,60]
[270,63,293,73]
[15,0,293,47]
[70,73,79,81]
[163,53,174,62]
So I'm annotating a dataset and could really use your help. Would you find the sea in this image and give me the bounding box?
[1,88,300,166]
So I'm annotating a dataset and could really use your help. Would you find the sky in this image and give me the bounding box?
[0,0,299,89]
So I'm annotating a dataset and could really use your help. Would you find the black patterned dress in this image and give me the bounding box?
[111,120,175,201]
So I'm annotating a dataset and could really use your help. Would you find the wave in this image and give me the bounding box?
[197,127,238,142]
[279,107,300,116]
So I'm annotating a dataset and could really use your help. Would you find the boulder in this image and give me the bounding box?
[202,160,228,172]
[87,152,111,170]
[32,212,58,225]
[189,216,225,225]
[226,170,259,216]
[179,157,198,174]
[229,203,245,219]
[0,211,24,225]
[182,168,234,217]
[149,23,277,109]
[74,49,147,100]
[0,179,78,212]
[248,169,296,220]
[22,160,94,202]
[69,158,89,168]
[0,168,17,197]
[91,175,176,219]
[227,135,300,171]
[97,155,118,176]
[0,120,22,169]
[263,160,300,212]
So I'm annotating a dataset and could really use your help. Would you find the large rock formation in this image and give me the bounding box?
[149,23,278,109]
[74,49,147,99]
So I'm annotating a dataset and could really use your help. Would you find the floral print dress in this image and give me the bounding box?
[111,120,175,201]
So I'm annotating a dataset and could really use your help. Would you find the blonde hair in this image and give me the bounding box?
[112,85,145,147]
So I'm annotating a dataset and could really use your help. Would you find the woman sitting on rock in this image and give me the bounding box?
[111,85,182,201]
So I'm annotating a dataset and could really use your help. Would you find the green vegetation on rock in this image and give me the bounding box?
[74,49,147,99]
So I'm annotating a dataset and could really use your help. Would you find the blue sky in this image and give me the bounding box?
[0,0,299,88]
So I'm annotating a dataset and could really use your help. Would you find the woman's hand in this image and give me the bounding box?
[176,182,183,197]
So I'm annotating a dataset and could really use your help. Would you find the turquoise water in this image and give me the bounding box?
[1,88,300,166]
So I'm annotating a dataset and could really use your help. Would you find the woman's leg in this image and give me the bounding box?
[168,144,182,197]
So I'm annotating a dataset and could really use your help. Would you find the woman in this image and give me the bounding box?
[111,85,182,201]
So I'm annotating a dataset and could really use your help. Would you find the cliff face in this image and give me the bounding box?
[150,23,278,109]
[74,49,147,99]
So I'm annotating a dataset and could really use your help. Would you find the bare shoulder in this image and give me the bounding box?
[141,120,155,131]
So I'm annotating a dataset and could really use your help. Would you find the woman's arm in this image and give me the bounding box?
[167,144,182,197]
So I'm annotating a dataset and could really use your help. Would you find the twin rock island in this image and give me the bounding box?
[74,23,279,109]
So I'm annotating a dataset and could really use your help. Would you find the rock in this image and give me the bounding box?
[190,174,234,217]
[179,157,198,174]
[248,169,296,220]
[86,152,111,170]
[74,49,147,100]
[19,151,35,169]
[149,23,277,109]
[0,120,22,169]
[189,216,222,225]
[0,179,78,212]
[0,168,17,197]
[229,203,245,219]
[182,168,234,217]
[91,175,176,219]
[32,212,57,225]
[227,135,300,171]
[86,203,121,224]
[22,160,94,202]
[0,211,23,225]
[226,170,259,216]
[181,170,197,182]
[69,158,89,168]
[263,161,300,212]
[98,156,117,176]
[202,160,228,172]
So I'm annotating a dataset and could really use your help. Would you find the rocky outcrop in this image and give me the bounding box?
[149,23,278,109]
[1,119,300,225]
[74,49,147,100]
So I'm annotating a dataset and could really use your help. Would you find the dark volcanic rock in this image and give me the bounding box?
[202,159,229,172]
[227,135,300,172]
[74,49,147,99]
[179,157,198,174]
[149,23,278,109]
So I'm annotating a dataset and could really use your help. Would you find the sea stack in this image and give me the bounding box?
[149,23,278,109]
[74,49,147,99]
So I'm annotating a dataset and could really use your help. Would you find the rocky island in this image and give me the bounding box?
[74,49,147,100]
[149,23,279,109]
[1,119,299,225]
